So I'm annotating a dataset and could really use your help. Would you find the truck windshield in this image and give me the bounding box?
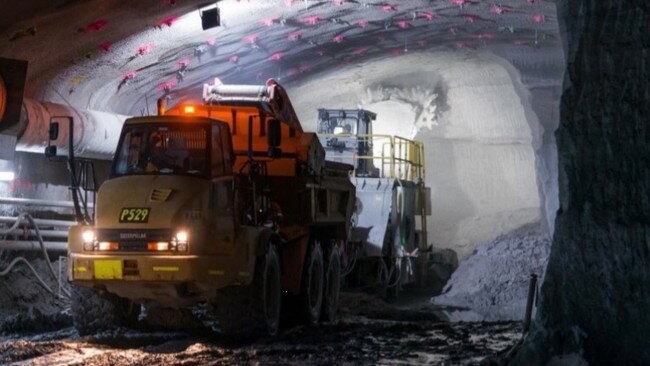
[112,124,209,178]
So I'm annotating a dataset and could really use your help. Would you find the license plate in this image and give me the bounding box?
[119,207,151,223]
[94,260,123,280]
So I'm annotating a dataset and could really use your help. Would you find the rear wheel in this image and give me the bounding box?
[321,244,341,323]
[299,240,324,324]
[216,244,282,340]
[70,285,139,336]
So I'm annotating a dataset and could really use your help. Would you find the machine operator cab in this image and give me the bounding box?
[317,109,379,177]
[112,116,233,180]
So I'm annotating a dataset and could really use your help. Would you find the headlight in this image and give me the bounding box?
[82,230,95,243]
[175,230,188,243]
[173,230,189,252]
[82,230,96,251]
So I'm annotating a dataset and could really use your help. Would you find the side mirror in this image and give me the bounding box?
[267,119,281,147]
[48,121,59,141]
[44,145,57,158]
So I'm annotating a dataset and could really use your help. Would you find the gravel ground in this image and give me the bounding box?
[0,292,521,365]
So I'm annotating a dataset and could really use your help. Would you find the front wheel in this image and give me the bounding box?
[70,285,139,336]
[216,244,282,339]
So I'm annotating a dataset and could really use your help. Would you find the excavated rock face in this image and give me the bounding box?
[516,1,650,364]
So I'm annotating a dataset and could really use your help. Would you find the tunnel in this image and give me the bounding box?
[0,0,648,364]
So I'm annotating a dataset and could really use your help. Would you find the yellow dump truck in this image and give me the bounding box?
[67,79,355,338]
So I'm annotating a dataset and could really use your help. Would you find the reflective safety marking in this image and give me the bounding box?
[153,266,179,272]
[94,260,123,280]
[75,266,87,272]
[209,270,225,276]
[238,271,249,276]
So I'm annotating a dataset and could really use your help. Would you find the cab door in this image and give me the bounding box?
[211,123,236,248]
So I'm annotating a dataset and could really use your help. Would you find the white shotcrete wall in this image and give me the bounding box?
[287,50,542,260]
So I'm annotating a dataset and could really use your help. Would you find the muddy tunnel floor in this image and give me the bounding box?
[0,292,521,365]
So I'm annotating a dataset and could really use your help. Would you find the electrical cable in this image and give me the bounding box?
[0,213,71,298]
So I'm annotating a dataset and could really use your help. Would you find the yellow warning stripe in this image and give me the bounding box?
[153,266,179,272]
[75,266,87,272]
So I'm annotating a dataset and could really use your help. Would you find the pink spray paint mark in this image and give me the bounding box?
[470,33,494,40]
[380,4,398,12]
[177,58,192,67]
[352,47,369,55]
[298,64,310,72]
[331,0,344,5]
[332,34,345,43]
[158,80,176,91]
[288,67,300,76]
[376,34,387,42]
[301,15,322,25]
[284,0,296,5]
[121,71,137,80]
[229,54,239,63]
[490,5,511,14]
[357,19,369,28]
[451,0,466,6]
[420,11,437,21]
[389,48,406,55]
[395,20,411,29]
[242,33,259,44]
[533,14,545,23]
[465,15,478,23]
[455,41,471,48]
[268,52,284,61]
[528,0,535,3]
[259,18,277,26]
[513,40,529,46]
[85,19,108,32]
[449,26,459,35]
[136,43,154,55]
[206,36,217,46]
[287,31,302,40]
[99,42,112,52]
[158,16,179,27]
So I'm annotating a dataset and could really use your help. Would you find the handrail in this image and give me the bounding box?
[319,133,425,182]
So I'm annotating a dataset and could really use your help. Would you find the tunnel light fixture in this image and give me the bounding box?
[0,171,14,181]
[199,2,221,30]
[184,105,195,114]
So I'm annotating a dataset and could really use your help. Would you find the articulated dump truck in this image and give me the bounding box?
[67,79,355,338]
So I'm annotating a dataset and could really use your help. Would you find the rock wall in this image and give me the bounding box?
[515,1,650,364]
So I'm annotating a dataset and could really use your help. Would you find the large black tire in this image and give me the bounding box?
[70,285,139,336]
[299,240,324,324]
[321,244,341,323]
[216,245,282,340]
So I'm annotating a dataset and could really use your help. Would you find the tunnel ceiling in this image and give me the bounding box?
[0,0,562,116]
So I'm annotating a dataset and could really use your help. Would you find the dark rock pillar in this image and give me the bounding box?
[515,1,650,364]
